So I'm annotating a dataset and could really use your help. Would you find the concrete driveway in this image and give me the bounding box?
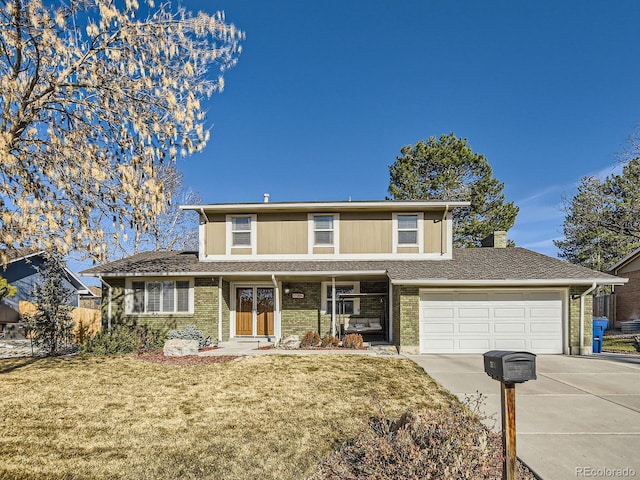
[407,353,640,480]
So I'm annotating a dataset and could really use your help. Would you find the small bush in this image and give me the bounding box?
[300,330,321,347]
[81,325,165,355]
[342,333,364,349]
[309,400,536,479]
[166,324,207,349]
[321,335,340,348]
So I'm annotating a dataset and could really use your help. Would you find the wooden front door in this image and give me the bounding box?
[235,287,253,336]
[256,288,274,336]
[235,286,275,336]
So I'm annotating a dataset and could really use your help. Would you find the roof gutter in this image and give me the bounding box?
[390,278,628,287]
[85,270,390,278]
[579,282,597,356]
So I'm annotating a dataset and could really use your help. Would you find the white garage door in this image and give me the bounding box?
[419,290,564,354]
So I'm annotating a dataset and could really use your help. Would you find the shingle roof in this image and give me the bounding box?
[80,248,625,286]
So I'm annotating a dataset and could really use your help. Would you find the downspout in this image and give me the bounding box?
[218,277,223,344]
[271,274,280,341]
[579,282,597,355]
[441,204,449,255]
[98,276,113,333]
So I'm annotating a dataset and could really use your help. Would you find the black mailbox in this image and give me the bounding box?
[483,350,536,383]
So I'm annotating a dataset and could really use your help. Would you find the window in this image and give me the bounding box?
[231,216,252,246]
[397,214,418,245]
[322,281,360,315]
[314,215,334,245]
[308,213,339,254]
[128,280,191,314]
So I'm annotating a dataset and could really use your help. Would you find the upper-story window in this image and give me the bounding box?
[313,215,334,245]
[397,214,418,245]
[231,216,252,246]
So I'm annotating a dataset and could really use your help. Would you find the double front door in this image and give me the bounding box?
[235,287,274,336]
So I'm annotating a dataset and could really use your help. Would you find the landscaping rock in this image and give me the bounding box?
[163,339,199,357]
[278,335,300,350]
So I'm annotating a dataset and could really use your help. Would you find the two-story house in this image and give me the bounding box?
[82,198,625,355]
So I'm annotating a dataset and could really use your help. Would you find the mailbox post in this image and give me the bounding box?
[483,351,537,480]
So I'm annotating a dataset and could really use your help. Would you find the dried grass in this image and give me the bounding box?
[0,354,452,480]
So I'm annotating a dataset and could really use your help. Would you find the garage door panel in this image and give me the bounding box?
[530,323,561,333]
[419,290,564,354]
[422,307,454,319]
[459,338,491,350]
[424,339,456,352]
[423,322,455,333]
[494,307,526,318]
[458,307,490,318]
[494,338,527,350]
[458,323,491,333]
[494,322,526,334]
[530,307,562,318]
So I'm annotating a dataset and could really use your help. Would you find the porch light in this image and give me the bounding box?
[283,285,290,295]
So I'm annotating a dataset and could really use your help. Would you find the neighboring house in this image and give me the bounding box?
[607,247,640,327]
[1,251,98,311]
[79,286,102,310]
[81,199,626,355]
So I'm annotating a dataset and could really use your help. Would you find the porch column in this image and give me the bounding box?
[331,277,336,336]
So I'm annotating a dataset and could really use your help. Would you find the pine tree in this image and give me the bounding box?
[26,253,75,355]
[389,133,519,247]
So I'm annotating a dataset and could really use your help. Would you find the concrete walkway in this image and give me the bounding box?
[407,353,640,480]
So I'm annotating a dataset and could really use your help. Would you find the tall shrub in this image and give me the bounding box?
[25,252,75,355]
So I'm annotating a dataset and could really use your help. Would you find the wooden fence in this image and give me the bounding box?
[19,301,101,343]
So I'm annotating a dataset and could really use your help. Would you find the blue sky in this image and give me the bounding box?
[174,0,640,258]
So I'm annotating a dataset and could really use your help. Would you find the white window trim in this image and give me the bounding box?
[392,212,424,253]
[226,214,257,255]
[308,213,340,254]
[125,277,195,315]
[320,281,360,315]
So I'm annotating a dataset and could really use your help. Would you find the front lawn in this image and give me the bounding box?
[0,354,452,480]
[603,336,638,354]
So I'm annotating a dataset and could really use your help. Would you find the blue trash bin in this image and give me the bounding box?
[592,317,609,354]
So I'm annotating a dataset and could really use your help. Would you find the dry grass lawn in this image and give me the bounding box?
[0,354,453,480]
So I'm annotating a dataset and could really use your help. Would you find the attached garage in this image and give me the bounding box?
[419,289,565,354]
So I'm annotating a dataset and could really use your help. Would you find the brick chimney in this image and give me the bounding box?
[481,231,507,248]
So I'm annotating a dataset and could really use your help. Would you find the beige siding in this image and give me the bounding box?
[257,213,308,254]
[340,212,392,254]
[205,215,226,255]
[397,246,419,254]
[424,211,444,253]
[313,246,335,254]
[231,248,253,255]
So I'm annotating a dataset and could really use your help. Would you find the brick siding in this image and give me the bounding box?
[568,286,593,354]
[614,270,640,323]
[102,277,219,339]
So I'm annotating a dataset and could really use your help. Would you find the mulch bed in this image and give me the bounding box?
[135,350,239,366]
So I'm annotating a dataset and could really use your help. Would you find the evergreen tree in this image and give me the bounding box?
[555,158,640,270]
[388,133,519,247]
[26,253,75,355]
